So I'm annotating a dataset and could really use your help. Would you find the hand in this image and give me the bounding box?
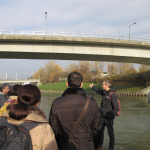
[89,83,93,88]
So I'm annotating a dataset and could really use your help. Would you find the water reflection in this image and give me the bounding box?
[40,92,150,150]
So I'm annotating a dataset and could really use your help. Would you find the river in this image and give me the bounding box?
[40,92,150,150]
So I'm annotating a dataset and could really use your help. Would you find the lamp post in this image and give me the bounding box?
[129,22,136,40]
[45,12,47,34]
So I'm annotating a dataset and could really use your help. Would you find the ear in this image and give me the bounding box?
[66,81,69,87]
[80,82,83,88]
[36,102,39,106]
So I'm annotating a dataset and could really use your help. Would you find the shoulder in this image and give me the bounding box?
[89,96,98,105]
[30,123,55,148]
[110,92,118,101]
[0,94,6,99]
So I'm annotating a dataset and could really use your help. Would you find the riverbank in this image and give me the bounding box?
[41,89,148,96]
[39,82,146,93]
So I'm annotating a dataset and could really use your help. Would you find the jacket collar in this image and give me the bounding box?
[2,105,47,123]
[0,92,6,95]
[62,88,86,96]
[104,86,116,94]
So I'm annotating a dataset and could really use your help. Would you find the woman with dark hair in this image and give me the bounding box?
[0,84,22,117]
[1,84,58,150]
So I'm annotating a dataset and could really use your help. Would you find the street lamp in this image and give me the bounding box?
[45,12,47,34]
[129,22,136,40]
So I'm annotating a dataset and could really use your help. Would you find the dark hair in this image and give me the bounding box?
[0,83,9,92]
[8,84,23,97]
[68,72,83,88]
[9,84,41,120]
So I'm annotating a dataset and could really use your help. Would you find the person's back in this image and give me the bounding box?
[1,84,58,150]
[49,72,102,150]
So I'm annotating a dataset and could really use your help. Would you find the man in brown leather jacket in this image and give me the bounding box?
[49,71,102,150]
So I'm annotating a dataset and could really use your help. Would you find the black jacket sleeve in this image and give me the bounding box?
[111,93,119,116]
[92,86,104,96]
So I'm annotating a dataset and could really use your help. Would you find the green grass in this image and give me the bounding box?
[38,81,67,91]
[38,82,100,91]
[38,81,145,93]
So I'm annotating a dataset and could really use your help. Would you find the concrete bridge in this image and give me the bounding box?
[0,79,40,85]
[0,34,150,65]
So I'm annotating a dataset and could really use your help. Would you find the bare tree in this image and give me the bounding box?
[139,64,150,72]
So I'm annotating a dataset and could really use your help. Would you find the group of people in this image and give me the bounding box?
[0,71,119,150]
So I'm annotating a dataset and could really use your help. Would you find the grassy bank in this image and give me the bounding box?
[38,82,145,93]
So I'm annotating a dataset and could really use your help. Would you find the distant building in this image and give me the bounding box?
[24,82,30,85]
[100,72,108,77]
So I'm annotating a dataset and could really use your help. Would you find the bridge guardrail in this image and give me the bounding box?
[0,30,150,43]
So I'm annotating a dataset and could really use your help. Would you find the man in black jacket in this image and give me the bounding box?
[89,80,119,150]
[49,72,102,150]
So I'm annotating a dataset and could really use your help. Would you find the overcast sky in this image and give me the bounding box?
[0,0,150,79]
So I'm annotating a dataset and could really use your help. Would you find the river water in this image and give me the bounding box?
[40,92,150,150]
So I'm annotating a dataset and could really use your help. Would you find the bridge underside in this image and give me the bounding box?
[0,36,150,65]
[0,51,150,66]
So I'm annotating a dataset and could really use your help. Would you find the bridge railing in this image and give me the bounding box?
[0,30,150,43]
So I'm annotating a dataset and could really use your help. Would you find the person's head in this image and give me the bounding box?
[0,83,10,94]
[9,84,41,120]
[67,71,83,88]
[102,80,112,90]
[8,84,23,97]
